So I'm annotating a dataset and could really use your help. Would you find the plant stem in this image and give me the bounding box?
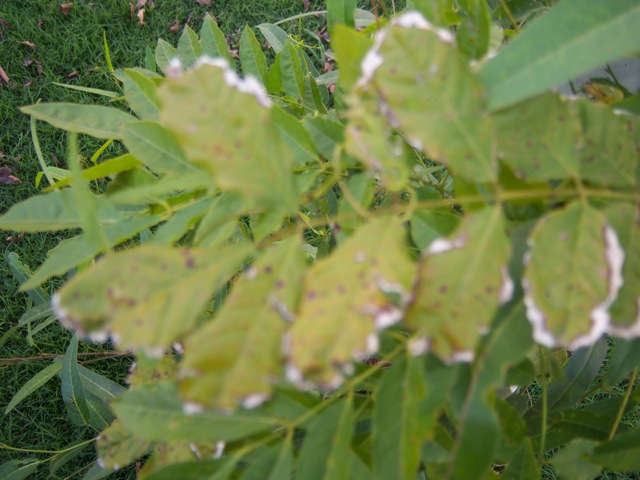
[274,10,327,26]
[498,0,519,32]
[538,345,548,462]
[608,367,638,441]
[30,114,56,186]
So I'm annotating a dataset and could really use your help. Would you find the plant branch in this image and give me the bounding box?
[608,367,638,441]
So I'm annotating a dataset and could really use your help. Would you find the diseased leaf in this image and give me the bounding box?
[360,15,496,182]
[603,203,640,335]
[20,104,134,139]
[297,398,354,480]
[578,101,638,188]
[456,0,491,59]
[289,216,414,388]
[96,420,150,470]
[112,383,276,442]
[495,93,581,181]
[180,237,307,411]
[405,207,512,362]
[523,202,624,349]
[159,61,298,213]
[54,243,253,351]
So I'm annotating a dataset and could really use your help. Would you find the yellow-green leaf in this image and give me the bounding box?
[405,207,512,362]
[289,216,414,388]
[523,202,624,349]
[180,236,307,411]
[96,420,150,470]
[54,243,253,352]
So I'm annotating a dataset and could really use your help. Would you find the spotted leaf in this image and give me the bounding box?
[54,243,253,352]
[288,216,415,389]
[523,202,624,349]
[180,236,307,411]
[404,206,512,362]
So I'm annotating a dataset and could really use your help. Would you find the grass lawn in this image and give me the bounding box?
[0,1,330,478]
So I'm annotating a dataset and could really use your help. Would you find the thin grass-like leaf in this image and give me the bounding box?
[4,362,62,414]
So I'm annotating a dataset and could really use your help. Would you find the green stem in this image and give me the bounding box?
[538,345,548,462]
[274,10,327,26]
[30,114,56,187]
[498,0,519,31]
[608,367,638,441]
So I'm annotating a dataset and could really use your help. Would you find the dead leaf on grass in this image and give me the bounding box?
[0,167,21,185]
[59,2,74,14]
[23,59,43,75]
[6,232,25,243]
[0,65,9,84]
[137,8,145,25]
[168,19,180,32]
[38,19,44,29]
[67,71,79,79]
[0,19,11,28]
[23,78,33,87]
[195,0,213,4]
[19,40,36,51]
[302,0,310,11]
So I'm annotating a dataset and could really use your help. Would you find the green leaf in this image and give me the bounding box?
[19,104,134,139]
[123,69,161,121]
[4,252,48,304]
[155,39,178,75]
[549,439,601,480]
[577,101,638,188]
[272,106,318,166]
[49,441,91,475]
[77,363,126,402]
[177,25,203,69]
[22,215,162,290]
[122,121,203,175]
[193,193,245,247]
[590,429,640,470]
[327,0,356,34]
[410,209,460,251]
[44,153,142,190]
[279,41,306,100]
[479,0,640,111]
[158,61,299,213]
[61,335,91,425]
[456,0,491,59]
[0,459,40,480]
[303,115,345,161]
[141,458,236,480]
[603,203,640,335]
[55,243,252,351]
[180,237,307,411]
[495,93,581,181]
[332,24,372,92]
[289,216,414,388]
[150,197,215,246]
[112,383,277,442]
[96,420,151,470]
[372,352,428,480]
[4,362,61,414]
[257,23,289,53]
[523,202,623,349]
[363,19,496,182]
[405,207,512,361]
[200,14,233,63]
[240,26,268,85]
[241,441,293,480]
[502,439,540,480]
[604,338,640,388]
[297,398,354,480]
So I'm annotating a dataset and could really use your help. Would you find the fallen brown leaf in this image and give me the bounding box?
[137,8,145,26]
[19,40,36,51]
[302,0,310,11]
[67,71,79,79]
[59,2,74,14]
[133,0,147,8]
[6,232,25,243]
[168,19,180,32]
[195,0,213,5]
[38,19,44,29]
[0,167,21,185]
[0,65,9,84]
[0,19,11,28]
[23,78,33,87]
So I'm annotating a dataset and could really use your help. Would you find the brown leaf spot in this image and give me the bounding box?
[185,256,196,268]
[264,265,273,274]
[439,284,448,294]
[275,279,285,289]
[336,285,346,294]
[59,2,74,14]
[307,290,317,300]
